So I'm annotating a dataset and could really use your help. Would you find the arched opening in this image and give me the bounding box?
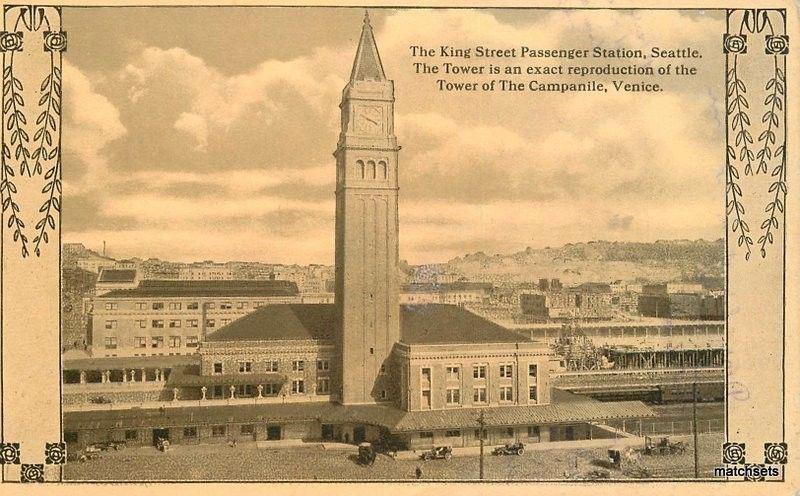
[356,160,365,179]
[368,160,376,179]
[379,161,387,179]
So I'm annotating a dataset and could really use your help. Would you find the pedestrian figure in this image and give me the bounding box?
[415,466,423,479]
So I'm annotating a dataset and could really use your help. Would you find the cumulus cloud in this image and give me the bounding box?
[62,9,725,263]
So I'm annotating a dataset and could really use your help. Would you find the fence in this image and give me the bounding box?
[605,418,724,436]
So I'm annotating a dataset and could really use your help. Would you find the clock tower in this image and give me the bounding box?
[334,13,400,405]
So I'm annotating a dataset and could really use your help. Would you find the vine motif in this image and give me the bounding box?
[1,65,29,257]
[726,145,752,259]
[758,145,786,258]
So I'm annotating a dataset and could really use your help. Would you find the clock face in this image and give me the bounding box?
[355,106,383,134]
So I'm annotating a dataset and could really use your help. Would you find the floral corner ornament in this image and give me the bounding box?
[764,442,788,464]
[43,31,67,53]
[765,35,789,55]
[722,441,747,464]
[724,34,748,54]
[0,31,24,52]
[0,442,21,464]
[20,463,44,483]
[44,442,66,465]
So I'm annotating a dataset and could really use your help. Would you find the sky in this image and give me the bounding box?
[62,8,726,264]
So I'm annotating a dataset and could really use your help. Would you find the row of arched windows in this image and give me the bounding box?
[356,159,388,180]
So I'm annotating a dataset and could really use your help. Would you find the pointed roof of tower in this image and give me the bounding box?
[349,11,386,82]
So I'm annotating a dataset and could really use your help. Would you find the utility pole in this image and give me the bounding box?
[692,382,699,478]
[478,410,485,480]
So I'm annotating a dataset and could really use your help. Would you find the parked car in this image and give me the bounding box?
[492,442,525,456]
[96,441,125,451]
[357,442,376,466]
[156,438,171,452]
[84,445,102,454]
[420,446,453,461]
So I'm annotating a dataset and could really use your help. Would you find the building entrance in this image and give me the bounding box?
[152,428,170,446]
[266,425,282,440]
[353,426,366,444]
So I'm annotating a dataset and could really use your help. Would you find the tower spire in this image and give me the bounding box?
[349,10,386,82]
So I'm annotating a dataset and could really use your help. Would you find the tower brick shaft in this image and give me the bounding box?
[334,13,400,404]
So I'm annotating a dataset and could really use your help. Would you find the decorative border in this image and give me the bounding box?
[725,9,788,260]
[0,5,789,484]
[0,4,64,260]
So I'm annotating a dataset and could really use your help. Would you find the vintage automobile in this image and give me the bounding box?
[156,438,171,452]
[642,436,687,456]
[357,442,377,466]
[420,446,453,461]
[96,440,125,451]
[492,442,525,456]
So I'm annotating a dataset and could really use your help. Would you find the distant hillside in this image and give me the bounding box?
[431,239,724,287]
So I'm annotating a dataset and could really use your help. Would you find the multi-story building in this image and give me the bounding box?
[91,280,299,357]
[64,15,656,451]
[178,262,235,280]
[400,282,492,306]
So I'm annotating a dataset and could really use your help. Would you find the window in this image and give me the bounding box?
[104,302,118,310]
[151,336,164,348]
[379,160,388,179]
[500,386,514,402]
[187,319,198,328]
[152,320,164,328]
[446,388,461,405]
[316,377,330,394]
[206,302,216,310]
[368,160,376,179]
[220,302,232,309]
[236,385,253,397]
[528,386,538,402]
[500,364,513,379]
[292,379,305,394]
[134,336,147,348]
[357,159,365,178]
[169,336,181,348]
[528,364,538,378]
[237,302,248,310]
[446,366,460,381]
[380,364,387,374]
[169,302,182,310]
[206,319,215,328]
[445,430,460,438]
[211,425,226,437]
[183,427,197,438]
[238,361,252,373]
[105,320,117,329]
[135,320,146,328]
[474,429,487,440]
[104,337,117,349]
[264,383,279,396]
[267,361,279,372]
[292,360,304,372]
[240,424,254,434]
[186,336,199,348]
[473,386,487,404]
[152,302,164,310]
[254,301,264,308]
[187,302,199,310]
[473,364,487,379]
[135,302,146,310]
[316,359,329,372]
[419,431,434,439]
[220,318,231,326]
[421,367,431,385]
[169,319,181,328]
[505,427,514,438]
[212,385,224,398]
[213,362,223,375]
[527,426,540,439]
[124,430,137,441]
[380,389,387,400]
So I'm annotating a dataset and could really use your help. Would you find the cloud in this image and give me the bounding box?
[607,214,634,231]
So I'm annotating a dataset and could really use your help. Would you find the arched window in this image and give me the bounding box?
[379,161,388,179]
[356,160,365,179]
[368,160,376,179]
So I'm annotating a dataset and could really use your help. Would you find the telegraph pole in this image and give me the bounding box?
[692,382,699,478]
[478,410,485,480]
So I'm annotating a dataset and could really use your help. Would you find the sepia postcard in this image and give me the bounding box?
[0,0,797,494]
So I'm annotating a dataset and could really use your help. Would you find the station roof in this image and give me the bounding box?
[97,269,137,283]
[64,400,656,433]
[98,279,299,299]
[206,303,529,345]
[63,354,197,371]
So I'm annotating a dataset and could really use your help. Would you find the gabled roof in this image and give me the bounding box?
[399,304,527,345]
[98,279,299,299]
[205,303,527,346]
[349,12,386,82]
[206,304,335,342]
[97,269,137,283]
